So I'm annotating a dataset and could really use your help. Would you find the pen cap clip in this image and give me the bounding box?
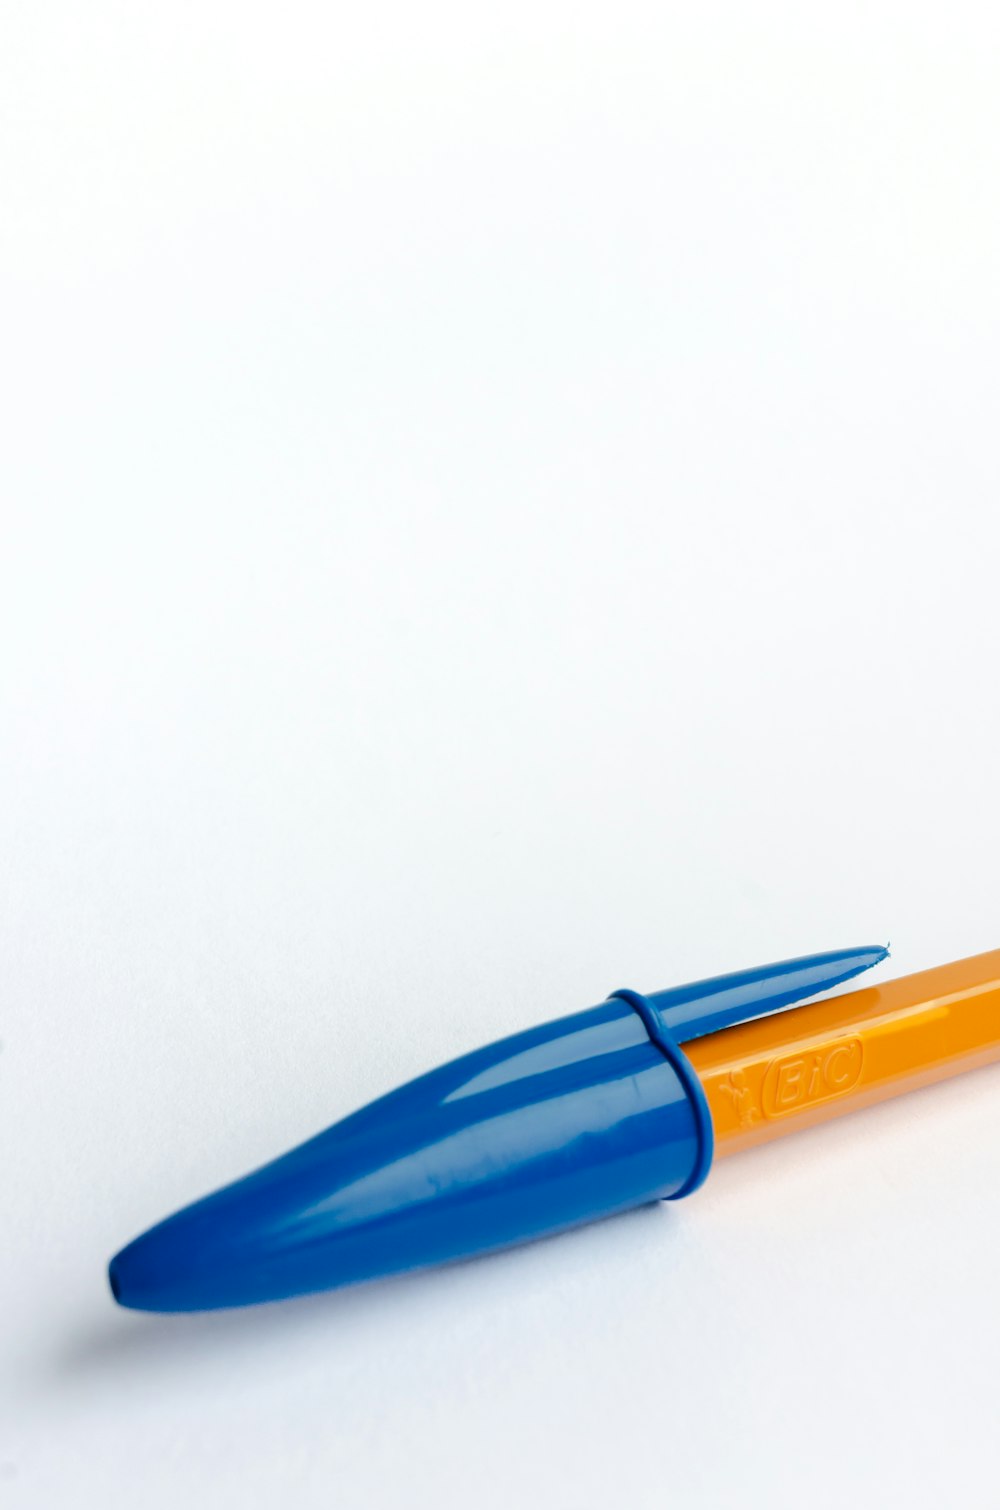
[642,947,889,1044]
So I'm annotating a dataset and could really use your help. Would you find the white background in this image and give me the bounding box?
[2,4,999,1506]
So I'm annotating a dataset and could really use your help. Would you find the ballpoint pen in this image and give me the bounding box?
[108,944,1000,1312]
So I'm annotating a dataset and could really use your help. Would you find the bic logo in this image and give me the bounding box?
[761,1037,864,1119]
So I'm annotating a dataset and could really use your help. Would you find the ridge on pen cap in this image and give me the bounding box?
[643,945,890,1043]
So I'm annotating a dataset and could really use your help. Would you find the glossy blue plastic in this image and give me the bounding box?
[109,946,887,1311]
[642,945,889,1042]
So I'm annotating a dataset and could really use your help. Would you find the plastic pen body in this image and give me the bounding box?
[685,949,1000,1154]
[108,946,1000,1312]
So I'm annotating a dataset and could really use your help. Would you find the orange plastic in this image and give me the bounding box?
[685,949,1000,1154]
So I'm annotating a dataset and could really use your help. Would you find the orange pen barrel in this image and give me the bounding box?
[684,949,1000,1155]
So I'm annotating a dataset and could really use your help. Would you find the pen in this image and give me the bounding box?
[108,945,1000,1312]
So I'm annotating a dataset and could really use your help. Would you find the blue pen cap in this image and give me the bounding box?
[110,996,706,1312]
[109,946,887,1311]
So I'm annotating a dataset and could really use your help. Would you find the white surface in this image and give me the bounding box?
[2,4,1000,1506]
